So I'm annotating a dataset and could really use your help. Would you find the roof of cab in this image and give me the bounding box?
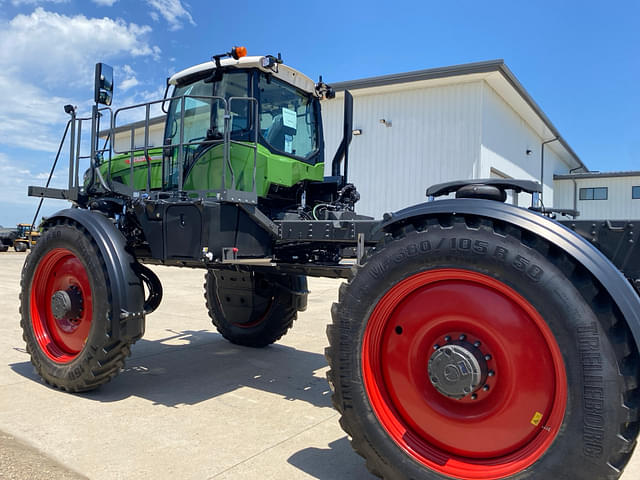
[168,56,317,95]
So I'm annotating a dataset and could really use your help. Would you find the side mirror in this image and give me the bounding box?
[94,63,113,106]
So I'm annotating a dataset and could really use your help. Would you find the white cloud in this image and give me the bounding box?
[0,9,167,222]
[0,151,72,226]
[119,64,140,91]
[0,8,161,151]
[0,8,160,85]
[0,75,71,152]
[91,0,118,5]
[10,0,69,5]
[146,0,195,31]
[115,83,167,125]
[0,153,64,212]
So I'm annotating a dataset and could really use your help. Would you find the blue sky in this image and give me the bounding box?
[0,0,637,226]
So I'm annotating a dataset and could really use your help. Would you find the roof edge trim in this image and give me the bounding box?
[554,171,640,180]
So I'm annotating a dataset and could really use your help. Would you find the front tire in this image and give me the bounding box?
[20,222,138,391]
[14,241,28,252]
[326,215,639,479]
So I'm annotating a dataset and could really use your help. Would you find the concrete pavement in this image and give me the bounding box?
[0,251,638,479]
[0,251,373,480]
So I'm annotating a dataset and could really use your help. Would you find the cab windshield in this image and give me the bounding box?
[165,70,251,146]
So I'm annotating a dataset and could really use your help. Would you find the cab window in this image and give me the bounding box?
[258,74,318,159]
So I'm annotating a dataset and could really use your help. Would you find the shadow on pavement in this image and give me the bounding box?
[10,328,332,408]
[288,437,375,479]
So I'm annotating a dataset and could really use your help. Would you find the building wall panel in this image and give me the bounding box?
[554,176,640,220]
[480,83,572,207]
[322,82,483,217]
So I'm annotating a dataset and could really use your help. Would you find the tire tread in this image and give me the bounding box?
[326,213,640,479]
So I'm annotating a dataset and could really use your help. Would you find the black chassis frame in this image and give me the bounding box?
[116,190,382,279]
[34,177,640,356]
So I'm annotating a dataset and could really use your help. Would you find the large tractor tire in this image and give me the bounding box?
[326,215,639,480]
[20,221,141,391]
[204,269,308,348]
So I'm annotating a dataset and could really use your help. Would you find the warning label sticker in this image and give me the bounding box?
[530,412,544,426]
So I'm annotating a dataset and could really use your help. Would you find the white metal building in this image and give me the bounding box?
[108,60,589,218]
[554,171,640,220]
[108,117,165,153]
[321,60,585,217]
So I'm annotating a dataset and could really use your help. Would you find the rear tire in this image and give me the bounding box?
[326,215,639,480]
[20,222,138,391]
[204,269,307,348]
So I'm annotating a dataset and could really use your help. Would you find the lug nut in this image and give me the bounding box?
[483,385,490,392]
[484,354,492,361]
[459,334,466,341]
[488,370,495,377]
[433,344,440,350]
[444,336,451,342]
[471,393,478,400]
[474,341,481,348]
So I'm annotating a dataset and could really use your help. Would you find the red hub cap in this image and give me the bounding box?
[362,269,567,479]
[30,248,93,363]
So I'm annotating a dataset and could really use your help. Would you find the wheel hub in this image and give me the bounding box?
[428,338,488,399]
[51,285,83,323]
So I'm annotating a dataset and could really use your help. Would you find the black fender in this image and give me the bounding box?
[43,208,145,342]
[377,198,640,352]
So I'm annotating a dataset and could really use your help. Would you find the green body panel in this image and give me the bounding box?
[100,143,324,196]
[99,148,164,189]
[183,143,324,196]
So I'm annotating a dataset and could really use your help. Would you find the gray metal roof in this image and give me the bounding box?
[554,171,640,180]
[330,59,587,172]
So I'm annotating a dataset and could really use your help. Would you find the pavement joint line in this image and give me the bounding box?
[206,412,339,479]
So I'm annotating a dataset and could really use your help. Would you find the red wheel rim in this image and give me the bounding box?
[362,269,567,479]
[231,298,274,329]
[30,248,93,363]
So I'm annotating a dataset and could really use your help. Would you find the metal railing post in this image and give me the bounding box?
[68,111,77,191]
[253,98,258,194]
[74,119,82,189]
[129,126,135,188]
[178,98,185,190]
[144,103,151,192]
[223,102,230,190]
